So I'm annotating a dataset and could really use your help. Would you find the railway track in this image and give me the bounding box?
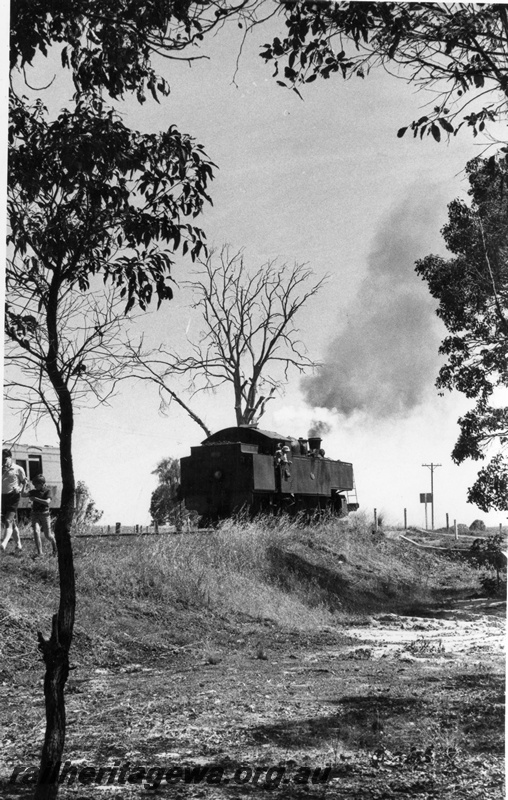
[74,528,215,539]
[21,528,215,541]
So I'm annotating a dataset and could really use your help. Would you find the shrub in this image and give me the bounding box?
[479,573,502,596]
[470,535,506,594]
[469,519,486,532]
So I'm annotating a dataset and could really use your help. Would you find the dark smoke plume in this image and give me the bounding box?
[308,420,332,438]
[303,193,444,419]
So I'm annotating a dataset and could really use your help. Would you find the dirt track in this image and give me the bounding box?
[1,593,504,799]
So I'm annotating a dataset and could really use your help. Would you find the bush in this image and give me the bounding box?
[479,573,503,596]
[469,519,486,532]
[72,481,103,534]
[470,535,506,594]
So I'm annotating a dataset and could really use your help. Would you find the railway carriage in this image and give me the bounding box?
[9,444,62,518]
[180,426,358,525]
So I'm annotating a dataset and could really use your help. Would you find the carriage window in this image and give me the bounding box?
[28,456,43,480]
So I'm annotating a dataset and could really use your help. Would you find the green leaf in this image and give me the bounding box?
[430,123,441,142]
[438,118,454,133]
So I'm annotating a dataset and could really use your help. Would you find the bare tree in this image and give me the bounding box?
[128,246,326,429]
[5,286,130,436]
[124,343,213,438]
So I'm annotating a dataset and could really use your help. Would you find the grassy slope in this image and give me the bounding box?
[0,513,486,677]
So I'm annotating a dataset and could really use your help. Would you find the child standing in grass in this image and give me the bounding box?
[27,475,57,556]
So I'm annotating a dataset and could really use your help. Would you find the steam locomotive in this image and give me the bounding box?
[180,426,358,524]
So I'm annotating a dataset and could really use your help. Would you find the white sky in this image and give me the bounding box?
[3,13,506,529]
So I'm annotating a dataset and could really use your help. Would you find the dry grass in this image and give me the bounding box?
[0,512,496,682]
[2,511,484,655]
[75,517,336,629]
[72,512,482,630]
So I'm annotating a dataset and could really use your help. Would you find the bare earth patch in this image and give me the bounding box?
[1,600,504,799]
[0,522,505,799]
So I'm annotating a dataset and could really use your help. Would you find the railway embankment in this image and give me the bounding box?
[1,514,504,666]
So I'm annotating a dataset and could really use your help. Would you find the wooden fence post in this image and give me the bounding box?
[374,508,378,532]
[404,508,407,530]
[446,513,449,532]
[454,519,458,541]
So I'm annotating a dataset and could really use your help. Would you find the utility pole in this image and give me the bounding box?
[422,463,441,530]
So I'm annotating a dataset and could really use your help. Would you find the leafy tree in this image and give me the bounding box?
[10,0,247,101]
[149,457,183,525]
[260,2,508,139]
[6,92,213,800]
[128,246,326,430]
[73,481,103,530]
[470,534,506,592]
[9,3,220,792]
[416,155,508,512]
[12,2,508,142]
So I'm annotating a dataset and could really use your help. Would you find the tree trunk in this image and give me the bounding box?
[34,397,75,799]
[234,371,248,426]
[35,280,76,799]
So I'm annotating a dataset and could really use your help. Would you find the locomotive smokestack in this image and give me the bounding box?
[308,436,322,452]
[308,421,331,438]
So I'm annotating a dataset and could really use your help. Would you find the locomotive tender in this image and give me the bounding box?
[180,426,358,524]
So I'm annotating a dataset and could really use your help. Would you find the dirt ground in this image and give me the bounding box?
[1,587,505,799]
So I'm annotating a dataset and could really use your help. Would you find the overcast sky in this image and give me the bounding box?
[3,12,505,528]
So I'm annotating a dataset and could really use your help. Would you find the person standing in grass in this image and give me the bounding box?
[27,475,57,556]
[1,448,27,552]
